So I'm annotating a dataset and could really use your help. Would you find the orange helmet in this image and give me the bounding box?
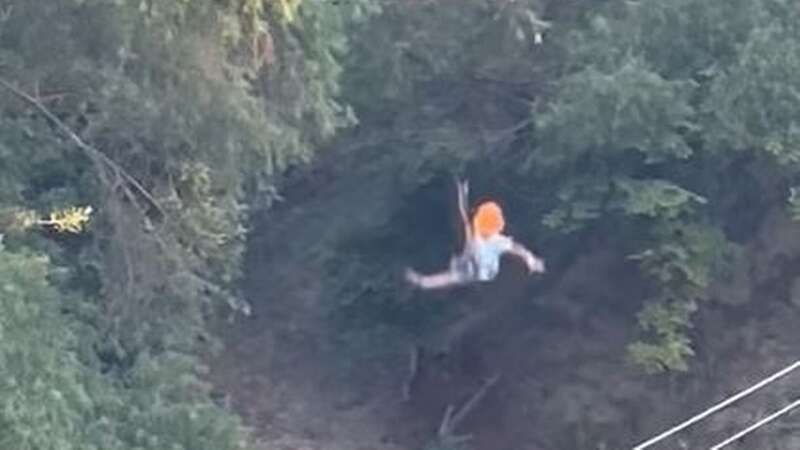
[472,201,505,238]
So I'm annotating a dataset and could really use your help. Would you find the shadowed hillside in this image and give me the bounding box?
[210,150,800,449]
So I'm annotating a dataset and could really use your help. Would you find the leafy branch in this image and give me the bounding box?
[6,206,93,234]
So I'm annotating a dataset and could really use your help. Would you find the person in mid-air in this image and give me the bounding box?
[405,178,545,290]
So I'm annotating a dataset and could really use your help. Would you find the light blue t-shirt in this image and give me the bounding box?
[471,234,514,281]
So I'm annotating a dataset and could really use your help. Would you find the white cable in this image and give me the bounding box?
[632,359,800,450]
[709,397,800,450]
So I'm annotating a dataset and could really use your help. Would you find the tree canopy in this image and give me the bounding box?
[0,0,375,447]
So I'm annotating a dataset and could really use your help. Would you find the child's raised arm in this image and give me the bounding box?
[455,178,473,244]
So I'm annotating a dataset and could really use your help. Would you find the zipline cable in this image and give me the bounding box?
[709,397,800,449]
[632,359,800,450]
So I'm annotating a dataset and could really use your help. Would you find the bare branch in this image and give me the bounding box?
[0,77,164,218]
[483,117,534,145]
[437,374,502,444]
[450,374,501,429]
[438,405,458,438]
[401,344,421,402]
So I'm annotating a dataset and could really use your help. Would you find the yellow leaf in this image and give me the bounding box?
[42,206,94,234]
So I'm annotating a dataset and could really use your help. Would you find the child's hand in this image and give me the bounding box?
[525,253,545,274]
[405,268,423,286]
[456,178,469,201]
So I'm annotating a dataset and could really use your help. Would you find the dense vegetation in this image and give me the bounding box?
[0,0,374,447]
[3,0,800,448]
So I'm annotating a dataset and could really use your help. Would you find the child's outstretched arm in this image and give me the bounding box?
[506,241,545,274]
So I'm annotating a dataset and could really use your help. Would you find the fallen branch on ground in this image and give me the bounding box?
[401,344,421,402]
[436,373,501,445]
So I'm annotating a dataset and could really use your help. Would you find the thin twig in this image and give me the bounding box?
[401,344,421,402]
[483,117,534,145]
[0,77,164,217]
[450,373,501,429]
[36,92,69,103]
[437,405,460,439]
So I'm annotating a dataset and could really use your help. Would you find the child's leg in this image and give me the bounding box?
[405,268,467,290]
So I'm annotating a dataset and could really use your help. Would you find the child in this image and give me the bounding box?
[405,178,545,290]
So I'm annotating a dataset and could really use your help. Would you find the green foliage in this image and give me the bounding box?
[0,244,249,450]
[0,0,378,447]
[541,175,609,233]
[625,222,739,372]
[255,0,377,173]
[344,0,499,110]
[637,222,736,288]
[543,176,707,233]
[534,58,695,167]
[0,0,369,341]
[342,0,548,180]
[565,0,761,79]
[627,300,695,374]
[704,19,800,164]
[96,350,249,450]
[525,0,800,374]
[0,247,91,450]
[610,178,706,220]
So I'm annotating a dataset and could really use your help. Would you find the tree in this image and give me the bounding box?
[0,246,92,450]
[528,0,800,372]
[0,0,377,447]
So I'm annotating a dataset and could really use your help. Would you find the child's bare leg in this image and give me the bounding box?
[405,268,466,290]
